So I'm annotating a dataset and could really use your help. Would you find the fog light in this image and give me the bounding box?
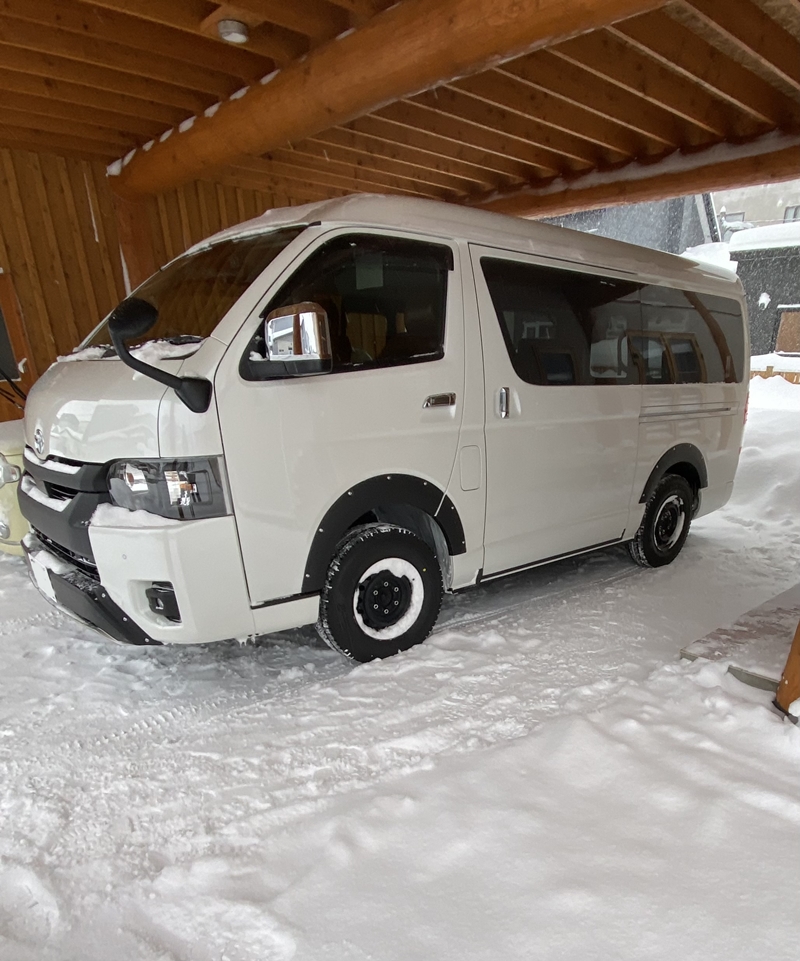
[145,581,181,622]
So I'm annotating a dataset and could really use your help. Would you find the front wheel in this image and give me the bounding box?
[627,474,693,568]
[317,524,443,662]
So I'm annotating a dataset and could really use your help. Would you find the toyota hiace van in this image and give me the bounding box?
[14,195,748,661]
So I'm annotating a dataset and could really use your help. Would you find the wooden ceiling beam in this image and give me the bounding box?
[615,12,797,127]
[228,0,349,42]
[372,101,561,179]
[0,44,210,113]
[0,126,119,160]
[114,0,667,196]
[0,17,241,97]
[412,87,602,168]
[452,70,650,158]
[0,66,189,125]
[82,0,307,65]
[473,139,800,218]
[311,125,497,189]
[287,137,474,194]
[682,0,800,95]
[0,0,272,82]
[0,91,166,140]
[501,49,697,148]
[551,30,738,137]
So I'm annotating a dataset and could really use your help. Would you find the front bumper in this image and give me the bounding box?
[24,535,158,645]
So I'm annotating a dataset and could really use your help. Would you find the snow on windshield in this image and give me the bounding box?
[0,376,798,958]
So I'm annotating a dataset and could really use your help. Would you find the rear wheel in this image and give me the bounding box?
[628,474,693,568]
[317,524,443,662]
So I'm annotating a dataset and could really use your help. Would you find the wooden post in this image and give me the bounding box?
[112,192,158,292]
[774,618,800,722]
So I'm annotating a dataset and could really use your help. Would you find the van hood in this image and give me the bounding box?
[24,358,171,463]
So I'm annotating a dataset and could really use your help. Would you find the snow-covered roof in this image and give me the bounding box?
[186,193,742,293]
[728,221,800,252]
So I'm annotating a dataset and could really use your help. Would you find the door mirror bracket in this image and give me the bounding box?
[108,297,212,413]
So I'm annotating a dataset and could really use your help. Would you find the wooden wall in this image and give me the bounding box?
[0,147,126,377]
[0,146,335,398]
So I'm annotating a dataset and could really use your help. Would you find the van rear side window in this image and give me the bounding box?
[480,258,745,386]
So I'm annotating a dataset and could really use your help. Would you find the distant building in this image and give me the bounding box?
[728,223,800,355]
[713,178,800,241]
[542,194,717,254]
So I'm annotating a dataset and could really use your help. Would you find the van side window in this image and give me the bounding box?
[639,286,744,384]
[480,258,641,386]
[243,234,451,379]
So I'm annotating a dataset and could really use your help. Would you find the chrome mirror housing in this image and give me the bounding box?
[265,302,332,373]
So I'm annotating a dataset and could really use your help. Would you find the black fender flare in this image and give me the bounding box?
[303,474,466,592]
[640,443,708,504]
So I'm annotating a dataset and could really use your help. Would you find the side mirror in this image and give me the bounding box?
[107,297,212,413]
[265,302,332,374]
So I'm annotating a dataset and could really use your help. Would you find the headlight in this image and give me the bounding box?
[107,457,229,520]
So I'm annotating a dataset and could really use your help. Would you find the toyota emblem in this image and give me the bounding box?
[34,427,44,457]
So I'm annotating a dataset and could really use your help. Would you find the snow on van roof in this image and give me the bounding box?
[186,193,742,293]
[728,221,800,252]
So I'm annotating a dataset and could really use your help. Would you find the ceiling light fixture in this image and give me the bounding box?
[217,19,249,44]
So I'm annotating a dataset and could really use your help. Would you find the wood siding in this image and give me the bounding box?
[0,146,328,386]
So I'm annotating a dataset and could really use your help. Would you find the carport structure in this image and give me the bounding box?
[0,0,799,389]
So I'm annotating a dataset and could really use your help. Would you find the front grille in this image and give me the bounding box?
[32,527,100,581]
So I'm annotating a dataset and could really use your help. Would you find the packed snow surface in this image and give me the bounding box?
[1,377,799,960]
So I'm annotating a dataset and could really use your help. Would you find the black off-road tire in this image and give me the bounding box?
[627,474,694,568]
[316,524,443,662]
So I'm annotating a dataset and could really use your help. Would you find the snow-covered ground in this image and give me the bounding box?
[1,377,799,961]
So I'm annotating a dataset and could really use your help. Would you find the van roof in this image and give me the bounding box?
[190,193,742,293]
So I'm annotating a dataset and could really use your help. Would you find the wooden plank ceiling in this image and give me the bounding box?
[0,0,799,217]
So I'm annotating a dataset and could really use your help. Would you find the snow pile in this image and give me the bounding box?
[0,382,799,959]
[90,503,182,528]
[682,241,737,273]
[751,352,800,374]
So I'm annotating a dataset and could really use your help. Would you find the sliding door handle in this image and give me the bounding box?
[499,386,510,419]
[423,392,456,408]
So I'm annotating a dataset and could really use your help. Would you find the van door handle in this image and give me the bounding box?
[498,386,509,419]
[423,392,456,408]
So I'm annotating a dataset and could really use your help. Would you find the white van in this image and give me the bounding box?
[14,195,749,661]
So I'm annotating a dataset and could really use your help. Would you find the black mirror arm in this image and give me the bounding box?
[109,329,212,414]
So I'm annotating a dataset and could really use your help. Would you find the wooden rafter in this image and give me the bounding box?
[615,11,799,128]
[372,101,562,178]
[113,0,666,196]
[0,67,189,125]
[451,71,655,158]
[0,0,273,82]
[682,0,800,95]
[0,45,210,113]
[0,16,245,97]
[499,51,694,149]
[305,130,489,192]
[78,0,308,64]
[550,30,738,138]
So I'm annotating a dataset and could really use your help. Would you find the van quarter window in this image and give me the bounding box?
[639,286,744,384]
[480,258,643,386]
[481,259,745,387]
[244,234,452,378]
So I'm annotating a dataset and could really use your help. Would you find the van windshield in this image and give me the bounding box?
[84,226,306,350]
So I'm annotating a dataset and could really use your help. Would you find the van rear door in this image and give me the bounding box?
[470,246,642,578]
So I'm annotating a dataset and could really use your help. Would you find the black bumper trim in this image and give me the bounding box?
[24,544,160,646]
